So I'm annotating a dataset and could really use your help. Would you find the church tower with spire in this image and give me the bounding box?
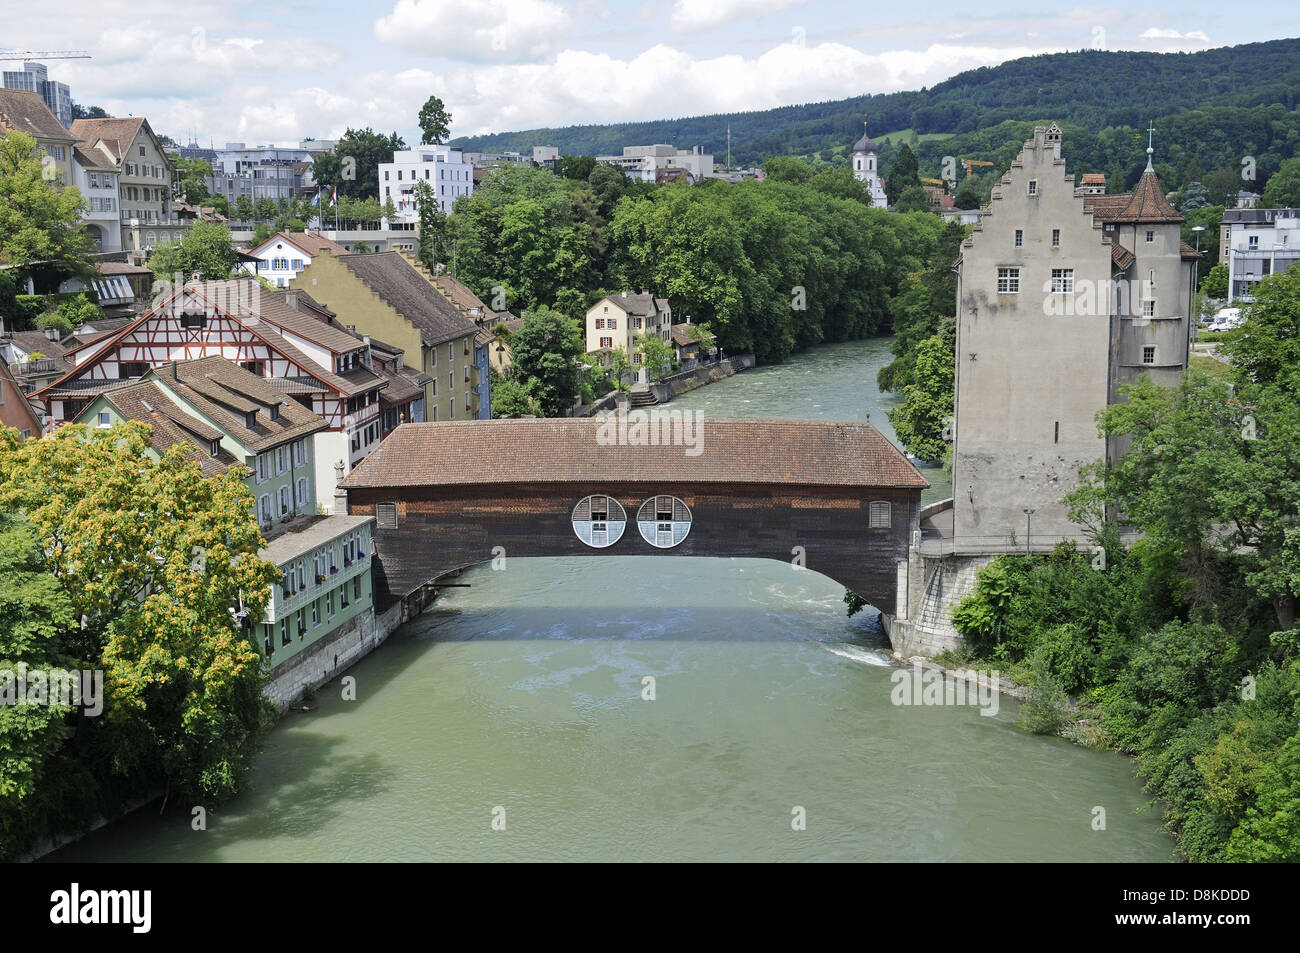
[851,123,888,209]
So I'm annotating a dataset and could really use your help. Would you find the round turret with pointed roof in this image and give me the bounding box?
[852,125,877,154]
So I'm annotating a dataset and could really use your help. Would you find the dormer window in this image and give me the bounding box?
[270,404,281,422]
[210,439,221,457]
[245,410,258,428]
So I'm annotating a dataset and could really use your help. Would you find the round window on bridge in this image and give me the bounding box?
[572,495,627,548]
[637,495,692,549]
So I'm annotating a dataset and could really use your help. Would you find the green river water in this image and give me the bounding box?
[50,338,1171,862]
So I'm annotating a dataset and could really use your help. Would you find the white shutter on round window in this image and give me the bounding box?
[637,495,692,549]
[572,495,626,548]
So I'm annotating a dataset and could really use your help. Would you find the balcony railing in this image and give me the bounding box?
[10,357,58,377]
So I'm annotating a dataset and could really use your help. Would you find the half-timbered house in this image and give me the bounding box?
[29,278,412,511]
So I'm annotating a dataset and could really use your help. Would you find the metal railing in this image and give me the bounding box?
[10,358,58,377]
[916,531,1098,557]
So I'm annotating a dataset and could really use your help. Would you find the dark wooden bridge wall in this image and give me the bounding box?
[348,482,921,611]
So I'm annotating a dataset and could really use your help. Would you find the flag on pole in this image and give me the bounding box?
[328,186,338,207]
[311,190,320,207]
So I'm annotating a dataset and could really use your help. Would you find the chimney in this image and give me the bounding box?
[362,334,370,347]
[333,460,348,514]
[621,290,627,298]
[45,326,59,342]
[285,289,299,309]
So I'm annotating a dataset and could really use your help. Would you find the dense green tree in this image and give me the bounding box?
[1205,168,1245,208]
[1201,262,1230,299]
[0,422,280,852]
[954,179,983,209]
[762,156,815,184]
[635,332,676,381]
[70,103,108,120]
[587,162,630,219]
[310,128,407,200]
[1228,733,1300,861]
[884,143,920,205]
[169,156,213,204]
[887,332,953,463]
[0,510,78,859]
[418,95,453,145]
[491,375,541,417]
[556,155,597,180]
[1181,204,1222,270]
[0,131,92,278]
[147,222,239,282]
[1180,181,1210,211]
[507,306,584,417]
[1262,156,1300,209]
[413,180,448,270]
[894,184,930,212]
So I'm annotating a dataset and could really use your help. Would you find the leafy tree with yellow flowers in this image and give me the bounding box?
[0,422,280,827]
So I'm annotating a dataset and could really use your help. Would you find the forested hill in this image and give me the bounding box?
[449,38,1300,165]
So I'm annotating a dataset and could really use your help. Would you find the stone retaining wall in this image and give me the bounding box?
[882,548,994,658]
[649,355,755,403]
[264,601,404,711]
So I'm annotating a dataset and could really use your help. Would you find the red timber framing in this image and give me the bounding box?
[31,283,384,432]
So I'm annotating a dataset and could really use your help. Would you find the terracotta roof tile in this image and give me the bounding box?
[1082,194,1131,221]
[0,89,76,142]
[1108,170,1184,224]
[341,418,929,490]
[596,293,664,317]
[337,252,478,347]
[70,117,149,164]
[153,356,328,453]
[1110,242,1136,271]
[93,380,238,478]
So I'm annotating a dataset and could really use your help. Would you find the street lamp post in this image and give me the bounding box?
[1190,224,1206,353]
[1023,508,1035,555]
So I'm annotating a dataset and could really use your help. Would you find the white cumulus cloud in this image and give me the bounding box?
[374,0,572,62]
[669,0,807,33]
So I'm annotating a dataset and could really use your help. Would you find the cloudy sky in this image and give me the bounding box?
[4,2,1293,146]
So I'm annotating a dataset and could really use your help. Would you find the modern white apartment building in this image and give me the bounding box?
[378,146,474,219]
[596,145,715,183]
[1220,207,1300,302]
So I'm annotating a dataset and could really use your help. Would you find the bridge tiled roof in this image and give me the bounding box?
[341,418,929,490]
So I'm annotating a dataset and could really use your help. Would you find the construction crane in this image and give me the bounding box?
[962,159,994,180]
[921,177,948,188]
[0,50,92,61]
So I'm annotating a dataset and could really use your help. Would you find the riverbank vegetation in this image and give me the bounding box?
[944,268,1300,861]
[442,159,956,416]
[0,423,278,860]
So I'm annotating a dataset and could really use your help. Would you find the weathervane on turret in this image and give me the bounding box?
[1146,122,1156,172]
